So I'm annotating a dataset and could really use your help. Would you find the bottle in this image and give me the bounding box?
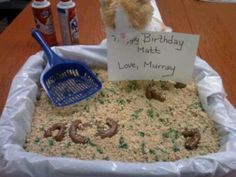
[32,0,57,46]
[57,0,79,45]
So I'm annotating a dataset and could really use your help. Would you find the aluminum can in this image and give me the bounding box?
[57,0,79,45]
[32,0,57,46]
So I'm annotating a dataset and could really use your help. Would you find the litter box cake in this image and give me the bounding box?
[24,68,220,162]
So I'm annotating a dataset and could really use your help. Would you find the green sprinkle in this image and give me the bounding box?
[100,90,105,97]
[118,137,128,149]
[162,129,179,139]
[96,147,103,154]
[154,155,159,161]
[159,81,167,88]
[98,98,105,104]
[172,142,180,152]
[141,142,146,154]
[188,102,204,111]
[138,131,145,137]
[118,98,126,106]
[147,109,154,119]
[125,81,139,93]
[61,153,66,157]
[64,142,71,148]
[159,118,169,125]
[34,137,40,145]
[162,158,168,162]
[98,98,111,104]
[149,149,156,155]
[146,100,152,107]
[159,148,168,154]
[162,132,170,138]
[148,80,155,87]
[159,118,165,122]
[128,125,133,129]
[47,139,54,146]
[83,104,90,112]
[87,138,96,147]
[131,113,138,119]
[131,108,143,119]
[108,88,116,94]
[103,156,110,160]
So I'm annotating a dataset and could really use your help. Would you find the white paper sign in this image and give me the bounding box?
[107,32,199,83]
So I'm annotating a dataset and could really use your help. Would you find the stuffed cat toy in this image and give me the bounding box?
[99,0,172,35]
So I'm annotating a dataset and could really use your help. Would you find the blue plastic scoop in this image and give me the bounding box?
[32,29,102,107]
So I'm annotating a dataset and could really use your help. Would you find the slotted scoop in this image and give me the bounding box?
[32,29,102,107]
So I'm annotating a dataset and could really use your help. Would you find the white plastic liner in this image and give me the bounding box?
[199,0,236,3]
[0,43,236,177]
[1,0,236,176]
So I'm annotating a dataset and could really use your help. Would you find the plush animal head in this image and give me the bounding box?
[100,0,153,32]
[100,0,171,34]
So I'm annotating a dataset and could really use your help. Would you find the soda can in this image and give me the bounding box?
[57,0,79,45]
[32,0,57,46]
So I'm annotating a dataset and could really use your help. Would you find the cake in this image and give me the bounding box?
[24,68,220,162]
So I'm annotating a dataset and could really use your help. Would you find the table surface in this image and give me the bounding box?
[0,0,235,114]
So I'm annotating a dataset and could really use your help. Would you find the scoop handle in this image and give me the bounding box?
[32,29,57,66]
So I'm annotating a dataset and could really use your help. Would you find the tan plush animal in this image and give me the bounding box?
[99,0,172,34]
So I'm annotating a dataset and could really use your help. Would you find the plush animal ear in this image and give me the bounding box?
[99,0,107,6]
[137,0,150,4]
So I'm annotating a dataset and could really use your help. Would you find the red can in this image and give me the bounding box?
[32,0,57,46]
[57,0,79,45]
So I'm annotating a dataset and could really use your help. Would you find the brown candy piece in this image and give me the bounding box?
[69,120,88,144]
[145,87,152,99]
[96,118,118,139]
[44,123,66,142]
[175,82,187,89]
[182,129,201,150]
[145,87,166,102]
[151,91,166,102]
